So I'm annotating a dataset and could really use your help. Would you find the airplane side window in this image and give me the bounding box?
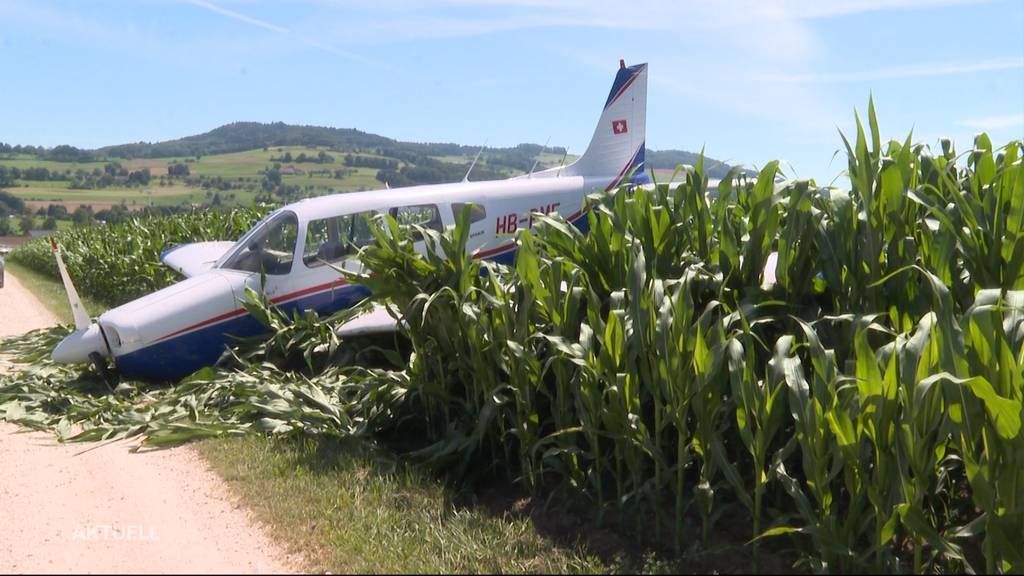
[222,211,298,275]
[350,211,377,248]
[451,202,486,224]
[389,204,443,241]
[303,211,377,268]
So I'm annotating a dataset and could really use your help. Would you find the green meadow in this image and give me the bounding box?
[0,146,577,212]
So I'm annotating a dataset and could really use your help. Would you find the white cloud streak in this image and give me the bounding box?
[759,57,1024,84]
[179,0,382,65]
[182,0,290,33]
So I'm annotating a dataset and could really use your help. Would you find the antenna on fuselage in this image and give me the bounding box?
[556,148,569,177]
[527,136,551,178]
[463,140,488,182]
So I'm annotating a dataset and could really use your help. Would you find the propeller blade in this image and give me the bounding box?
[50,238,92,331]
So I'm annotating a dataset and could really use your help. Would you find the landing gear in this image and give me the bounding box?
[89,351,116,391]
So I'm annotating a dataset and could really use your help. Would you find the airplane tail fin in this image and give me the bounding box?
[562,60,648,188]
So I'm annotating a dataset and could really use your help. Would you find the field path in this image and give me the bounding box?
[0,270,59,339]
[0,270,299,574]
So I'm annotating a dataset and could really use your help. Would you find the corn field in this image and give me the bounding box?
[350,101,1023,572]
[2,101,1022,573]
[6,206,266,305]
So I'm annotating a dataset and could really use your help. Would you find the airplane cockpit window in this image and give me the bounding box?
[451,202,487,224]
[221,211,298,275]
[303,210,377,268]
[388,204,443,241]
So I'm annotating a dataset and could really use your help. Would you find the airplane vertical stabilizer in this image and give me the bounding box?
[562,61,648,188]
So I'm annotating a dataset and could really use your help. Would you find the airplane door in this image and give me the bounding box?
[256,272,293,301]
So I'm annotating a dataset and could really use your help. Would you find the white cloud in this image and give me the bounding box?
[759,57,1024,83]
[753,0,992,19]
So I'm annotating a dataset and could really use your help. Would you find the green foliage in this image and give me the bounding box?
[5,206,267,306]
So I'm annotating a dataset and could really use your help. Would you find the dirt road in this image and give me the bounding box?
[0,271,59,339]
[0,270,298,574]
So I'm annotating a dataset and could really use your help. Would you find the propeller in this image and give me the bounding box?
[49,239,113,374]
[51,238,90,330]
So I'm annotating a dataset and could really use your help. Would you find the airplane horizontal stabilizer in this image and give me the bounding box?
[335,303,402,337]
[161,241,236,277]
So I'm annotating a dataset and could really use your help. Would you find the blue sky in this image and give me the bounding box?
[0,0,1021,182]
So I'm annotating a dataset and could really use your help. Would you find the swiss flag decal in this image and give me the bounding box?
[612,119,628,134]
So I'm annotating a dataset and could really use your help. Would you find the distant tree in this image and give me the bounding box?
[19,214,34,235]
[0,216,10,236]
[95,204,129,224]
[282,152,293,163]
[47,144,94,163]
[167,163,190,177]
[262,167,282,191]
[127,168,151,186]
[22,167,52,181]
[0,190,26,215]
[0,167,15,187]
[72,206,94,226]
[42,216,57,230]
[47,204,68,219]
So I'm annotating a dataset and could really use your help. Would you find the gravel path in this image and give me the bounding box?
[0,270,298,574]
[0,271,59,339]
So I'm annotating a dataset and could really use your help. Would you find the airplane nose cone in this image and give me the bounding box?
[52,324,107,364]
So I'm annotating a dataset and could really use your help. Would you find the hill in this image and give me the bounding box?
[94,122,570,170]
[95,122,745,177]
[645,149,752,179]
[3,122,744,179]
[0,123,747,220]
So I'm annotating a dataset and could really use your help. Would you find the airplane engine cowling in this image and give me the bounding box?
[52,323,107,364]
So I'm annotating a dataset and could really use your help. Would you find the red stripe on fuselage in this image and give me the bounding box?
[152,278,349,343]
[270,278,348,304]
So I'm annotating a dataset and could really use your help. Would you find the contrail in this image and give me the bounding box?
[179,0,376,65]
[181,0,289,34]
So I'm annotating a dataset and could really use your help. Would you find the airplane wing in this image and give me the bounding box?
[335,303,402,337]
[161,241,236,277]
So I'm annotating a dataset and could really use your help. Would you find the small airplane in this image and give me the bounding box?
[50,60,650,381]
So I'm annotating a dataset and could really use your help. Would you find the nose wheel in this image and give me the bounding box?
[88,351,116,391]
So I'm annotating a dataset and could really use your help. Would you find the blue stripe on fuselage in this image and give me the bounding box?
[114,284,370,381]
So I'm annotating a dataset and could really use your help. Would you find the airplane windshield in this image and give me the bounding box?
[220,210,299,275]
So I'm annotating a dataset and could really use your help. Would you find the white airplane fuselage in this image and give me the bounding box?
[52,61,649,381]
